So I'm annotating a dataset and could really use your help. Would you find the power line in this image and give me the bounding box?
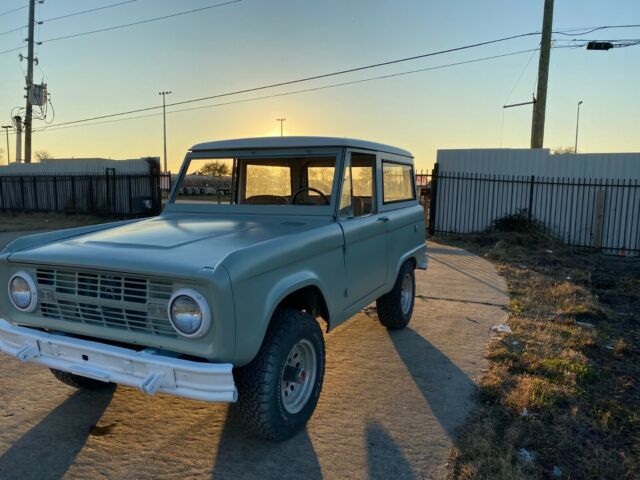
[32,47,545,134]
[1,0,140,36]
[0,0,242,54]
[37,31,546,129]
[0,4,27,17]
[40,0,242,44]
[0,45,24,55]
[503,46,539,104]
[553,24,640,36]
[42,0,139,23]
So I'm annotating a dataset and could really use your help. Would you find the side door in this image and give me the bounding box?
[338,150,388,307]
[378,154,424,282]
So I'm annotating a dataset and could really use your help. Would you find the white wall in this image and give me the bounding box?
[433,149,640,255]
[437,149,640,179]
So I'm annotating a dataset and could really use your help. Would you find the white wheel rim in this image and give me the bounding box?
[400,272,413,315]
[281,339,317,414]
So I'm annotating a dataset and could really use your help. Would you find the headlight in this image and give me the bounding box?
[167,288,211,338]
[8,271,38,312]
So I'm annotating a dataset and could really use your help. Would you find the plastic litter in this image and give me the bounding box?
[553,466,563,477]
[576,321,595,329]
[491,324,512,334]
[518,448,536,464]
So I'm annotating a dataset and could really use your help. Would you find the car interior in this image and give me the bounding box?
[175,153,376,213]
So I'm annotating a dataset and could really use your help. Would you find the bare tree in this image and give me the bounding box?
[551,146,576,155]
[35,150,53,161]
[199,160,230,176]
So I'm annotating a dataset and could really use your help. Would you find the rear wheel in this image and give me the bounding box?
[233,309,325,441]
[50,369,113,390]
[376,261,416,330]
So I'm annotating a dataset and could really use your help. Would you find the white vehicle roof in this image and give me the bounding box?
[191,136,413,158]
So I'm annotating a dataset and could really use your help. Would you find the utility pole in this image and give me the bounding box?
[276,117,286,137]
[574,100,583,154]
[1,126,11,164]
[530,0,554,149]
[23,0,36,163]
[159,90,172,173]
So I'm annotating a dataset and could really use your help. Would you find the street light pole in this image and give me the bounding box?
[276,117,286,137]
[1,126,11,164]
[159,90,172,173]
[574,100,583,154]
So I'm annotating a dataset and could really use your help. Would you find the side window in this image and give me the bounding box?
[339,153,376,219]
[382,161,415,204]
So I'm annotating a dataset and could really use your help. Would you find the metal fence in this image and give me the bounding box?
[428,168,640,255]
[0,172,170,217]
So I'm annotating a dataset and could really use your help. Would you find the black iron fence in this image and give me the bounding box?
[427,167,640,255]
[0,172,170,217]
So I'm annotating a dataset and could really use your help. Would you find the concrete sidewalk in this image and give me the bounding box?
[0,236,508,480]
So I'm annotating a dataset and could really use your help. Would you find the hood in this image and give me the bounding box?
[7,213,330,277]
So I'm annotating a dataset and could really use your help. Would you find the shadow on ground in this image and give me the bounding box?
[0,387,115,480]
[389,327,477,438]
[210,408,322,480]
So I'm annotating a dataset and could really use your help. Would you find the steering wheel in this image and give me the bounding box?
[291,187,330,205]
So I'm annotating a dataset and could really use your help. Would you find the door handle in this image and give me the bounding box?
[377,216,389,223]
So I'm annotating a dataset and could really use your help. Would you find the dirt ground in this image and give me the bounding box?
[0,235,508,480]
[441,226,640,479]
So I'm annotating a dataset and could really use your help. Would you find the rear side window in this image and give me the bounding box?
[382,161,415,203]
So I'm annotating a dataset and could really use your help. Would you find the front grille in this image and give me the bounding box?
[35,267,177,338]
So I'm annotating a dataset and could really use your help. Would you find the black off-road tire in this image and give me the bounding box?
[50,369,113,390]
[233,309,326,442]
[376,261,416,330]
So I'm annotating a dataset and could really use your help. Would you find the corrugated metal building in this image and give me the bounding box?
[0,157,160,175]
[437,149,640,179]
[432,149,640,255]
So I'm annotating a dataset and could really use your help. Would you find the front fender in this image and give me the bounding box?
[263,270,329,330]
[233,270,330,366]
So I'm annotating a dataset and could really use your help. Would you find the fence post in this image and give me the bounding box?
[53,177,59,211]
[70,176,76,211]
[88,177,94,214]
[105,172,111,216]
[428,163,439,235]
[528,175,535,220]
[20,176,25,211]
[32,177,39,210]
[128,176,133,215]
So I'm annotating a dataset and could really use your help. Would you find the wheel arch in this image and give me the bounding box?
[394,249,418,279]
[263,272,332,332]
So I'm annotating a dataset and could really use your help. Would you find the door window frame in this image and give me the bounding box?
[336,148,378,221]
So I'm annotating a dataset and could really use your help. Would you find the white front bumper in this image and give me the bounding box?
[0,319,237,402]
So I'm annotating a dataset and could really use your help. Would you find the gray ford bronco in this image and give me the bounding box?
[0,137,427,441]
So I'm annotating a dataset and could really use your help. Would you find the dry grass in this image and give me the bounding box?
[0,212,109,233]
[439,222,640,479]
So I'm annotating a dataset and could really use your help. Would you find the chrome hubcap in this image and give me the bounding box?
[400,272,413,315]
[281,339,317,414]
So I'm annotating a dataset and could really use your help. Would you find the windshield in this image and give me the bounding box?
[174,155,336,206]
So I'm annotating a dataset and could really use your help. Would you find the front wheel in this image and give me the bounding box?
[233,309,325,441]
[376,261,416,330]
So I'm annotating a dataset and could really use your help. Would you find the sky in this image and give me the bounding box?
[0,0,639,172]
